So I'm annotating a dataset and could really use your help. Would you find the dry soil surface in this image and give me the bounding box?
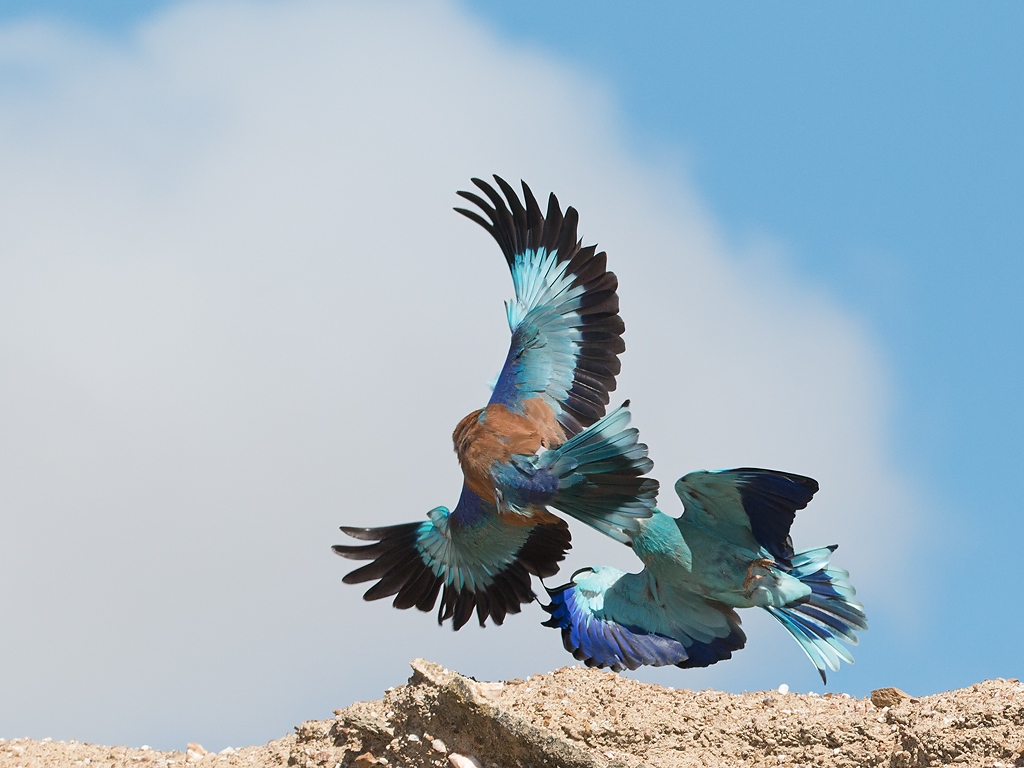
[3,659,1024,768]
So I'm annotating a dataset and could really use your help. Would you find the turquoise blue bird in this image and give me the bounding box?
[542,468,867,682]
[334,177,659,631]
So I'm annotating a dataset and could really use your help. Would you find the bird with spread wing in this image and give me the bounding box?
[333,177,659,631]
[542,468,867,682]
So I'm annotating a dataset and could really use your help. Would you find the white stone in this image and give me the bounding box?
[476,682,504,701]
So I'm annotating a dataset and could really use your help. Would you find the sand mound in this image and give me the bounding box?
[4,659,1023,768]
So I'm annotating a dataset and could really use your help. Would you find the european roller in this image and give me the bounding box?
[541,468,867,682]
[334,177,659,631]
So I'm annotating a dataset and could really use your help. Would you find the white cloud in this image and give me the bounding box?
[0,0,916,751]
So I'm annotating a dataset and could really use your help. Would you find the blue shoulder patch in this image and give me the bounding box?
[450,483,489,527]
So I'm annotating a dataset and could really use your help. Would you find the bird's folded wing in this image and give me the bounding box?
[455,176,624,437]
[333,484,570,630]
[675,468,819,560]
[541,567,745,672]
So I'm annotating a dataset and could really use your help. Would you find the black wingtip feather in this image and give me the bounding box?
[731,469,821,561]
[453,207,492,233]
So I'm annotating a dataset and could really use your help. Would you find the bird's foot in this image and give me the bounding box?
[743,558,775,590]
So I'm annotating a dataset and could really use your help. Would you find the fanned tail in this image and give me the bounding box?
[539,402,659,543]
[765,545,868,683]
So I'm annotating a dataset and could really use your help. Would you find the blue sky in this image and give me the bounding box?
[0,0,1021,750]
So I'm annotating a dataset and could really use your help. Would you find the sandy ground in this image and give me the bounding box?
[3,659,1023,768]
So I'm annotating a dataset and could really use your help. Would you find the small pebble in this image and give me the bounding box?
[406,734,419,742]
[447,755,482,768]
[778,684,790,695]
[431,739,447,754]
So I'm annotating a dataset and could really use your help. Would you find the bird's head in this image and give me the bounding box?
[570,565,627,598]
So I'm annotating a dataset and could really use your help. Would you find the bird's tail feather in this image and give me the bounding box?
[539,402,658,543]
[765,545,867,684]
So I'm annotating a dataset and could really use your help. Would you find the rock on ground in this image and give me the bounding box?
[3,660,1024,768]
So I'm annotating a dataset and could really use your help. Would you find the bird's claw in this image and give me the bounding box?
[743,558,775,590]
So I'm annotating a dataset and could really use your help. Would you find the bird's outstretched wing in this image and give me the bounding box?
[455,176,624,437]
[333,484,570,630]
[674,468,819,560]
[541,566,745,672]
